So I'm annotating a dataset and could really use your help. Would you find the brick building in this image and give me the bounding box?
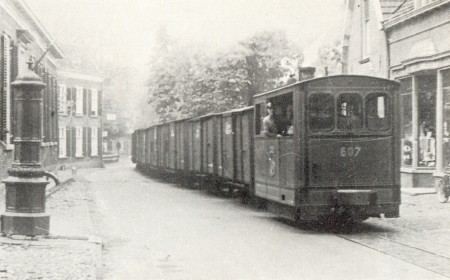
[343,0,450,188]
[0,0,63,179]
[57,45,103,169]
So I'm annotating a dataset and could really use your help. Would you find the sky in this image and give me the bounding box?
[25,0,346,67]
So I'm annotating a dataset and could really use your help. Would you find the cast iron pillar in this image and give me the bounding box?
[1,61,49,236]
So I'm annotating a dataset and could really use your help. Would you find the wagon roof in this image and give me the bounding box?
[253,75,400,99]
[221,106,254,116]
[152,117,191,127]
[189,112,222,121]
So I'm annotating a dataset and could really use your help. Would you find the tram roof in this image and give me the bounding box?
[253,75,400,99]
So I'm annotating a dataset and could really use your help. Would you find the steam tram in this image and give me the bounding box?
[132,75,401,222]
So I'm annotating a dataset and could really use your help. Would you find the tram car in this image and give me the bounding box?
[132,75,400,222]
[253,75,400,221]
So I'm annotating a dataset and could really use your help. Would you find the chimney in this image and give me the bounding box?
[298,67,315,81]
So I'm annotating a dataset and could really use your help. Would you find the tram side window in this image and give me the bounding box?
[337,93,362,130]
[366,93,390,131]
[309,93,334,131]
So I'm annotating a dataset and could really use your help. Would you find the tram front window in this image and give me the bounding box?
[338,93,362,130]
[309,93,334,131]
[367,93,390,131]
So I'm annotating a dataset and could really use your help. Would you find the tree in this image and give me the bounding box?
[142,29,303,122]
[144,27,196,122]
[240,31,303,104]
[317,40,342,76]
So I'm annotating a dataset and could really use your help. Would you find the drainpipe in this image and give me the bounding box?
[385,28,391,79]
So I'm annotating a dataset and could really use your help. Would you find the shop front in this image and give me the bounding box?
[386,1,450,188]
[397,69,450,188]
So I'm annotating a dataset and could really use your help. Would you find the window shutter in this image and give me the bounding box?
[88,89,92,116]
[53,77,58,142]
[72,87,77,115]
[66,127,71,157]
[88,127,92,156]
[83,127,87,156]
[66,87,71,101]
[71,127,76,157]
[10,42,18,142]
[98,127,101,155]
[43,70,49,142]
[0,34,7,142]
[1,34,12,144]
[98,90,102,116]
[83,89,87,116]
[66,87,71,114]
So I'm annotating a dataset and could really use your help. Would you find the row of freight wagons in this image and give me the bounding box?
[132,106,254,194]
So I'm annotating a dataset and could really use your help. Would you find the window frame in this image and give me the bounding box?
[91,88,98,116]
[75,87,83,116]
[308,92,335,132]
[337,92,363,131]
[365,92,391,132]
[75,126,83,157]
[58,84,67,115]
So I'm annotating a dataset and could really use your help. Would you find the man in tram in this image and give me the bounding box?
[263,102,281,137]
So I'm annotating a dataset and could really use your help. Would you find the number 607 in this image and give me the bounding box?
[340,146,361,157]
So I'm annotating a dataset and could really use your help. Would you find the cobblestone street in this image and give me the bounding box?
[388,191,450,232]
[369,191,450,261]
[0,170,102,280]
[0,238,99,280]
[1,162,450,279]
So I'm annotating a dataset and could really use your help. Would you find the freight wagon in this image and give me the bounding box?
[133,75,400,222]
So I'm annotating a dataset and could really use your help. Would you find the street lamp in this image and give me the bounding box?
[1,59,50,236]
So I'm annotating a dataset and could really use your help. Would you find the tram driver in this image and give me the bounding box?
[263,102,281,137]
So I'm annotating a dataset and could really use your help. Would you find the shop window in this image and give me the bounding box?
[337,93,362,130]
[442,70,450,168]
[400,77,413,166]
[309,93,334,131]
[418,75,436,167]
[366,93,390,131]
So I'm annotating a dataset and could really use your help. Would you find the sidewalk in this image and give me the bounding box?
[368,190,450,263]
[0,169,102,280]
